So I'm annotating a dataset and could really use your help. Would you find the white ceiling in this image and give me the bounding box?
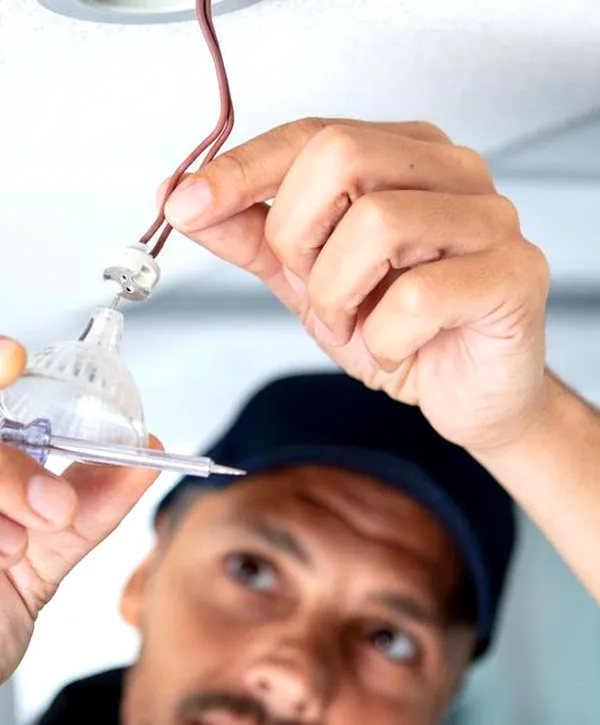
[2,5,600,721]
[3,0,600,171]
[1,0,600,336]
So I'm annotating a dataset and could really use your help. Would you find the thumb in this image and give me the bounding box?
[62,435,164,542]
[0,338,27,389]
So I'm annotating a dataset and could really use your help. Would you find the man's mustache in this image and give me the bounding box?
[177,690,303,725]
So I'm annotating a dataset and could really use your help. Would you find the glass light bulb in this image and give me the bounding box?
[0,307,147,447]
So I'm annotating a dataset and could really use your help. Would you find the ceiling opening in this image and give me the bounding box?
[38,0,265,24]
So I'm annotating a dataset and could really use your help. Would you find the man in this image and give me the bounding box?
[0,117,599,724]
[37,371,515,724]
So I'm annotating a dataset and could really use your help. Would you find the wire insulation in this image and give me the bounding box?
[138,0,235,258]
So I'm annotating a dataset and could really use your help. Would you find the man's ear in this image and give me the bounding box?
[120,552,155,630]
[120,516,172,629]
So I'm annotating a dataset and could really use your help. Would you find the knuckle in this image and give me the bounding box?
[449,145,494,186]
[293,116,329,138]
[273,117,329,153]
[352,193,390,239]
[394,273,435,317]
[263,212,304,271]
[490,194,521,230]
[313,124,363,169]
[521,240,551,296]
[215,148,252,189]
[402,120,452,144]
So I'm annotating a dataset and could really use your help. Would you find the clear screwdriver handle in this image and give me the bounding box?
[0,416,52,465]
[0,415,244,478]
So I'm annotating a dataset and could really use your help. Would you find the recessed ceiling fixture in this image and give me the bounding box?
[38,0,264,24]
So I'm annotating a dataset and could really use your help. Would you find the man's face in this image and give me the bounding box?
[121,466,476,725]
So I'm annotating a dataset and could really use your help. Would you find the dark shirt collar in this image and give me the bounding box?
[35,668,125,725]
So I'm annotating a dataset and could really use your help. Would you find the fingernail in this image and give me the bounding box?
[27,476,76,525]
[312,316,337,347]
[282,267,306,294]
[164,180,212,228]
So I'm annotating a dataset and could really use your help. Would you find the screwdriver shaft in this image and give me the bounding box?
[48,434,244,478]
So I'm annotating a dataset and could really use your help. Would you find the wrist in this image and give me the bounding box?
[467,370,563,469]
[468,369,600,501]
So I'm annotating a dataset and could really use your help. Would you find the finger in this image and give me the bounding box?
[164,118,326,232]
[307,191,513,344]
[0,338,27,389]
[0,445,77,531]
[63,434,163,542]
[266,125,493,279]
[163,119,452,233]
[0,444,77,532]
[174,202,308,316]
[156,120,452,211]
[361,241,549,369]
[162,121,455,313]
[0,513,27,568]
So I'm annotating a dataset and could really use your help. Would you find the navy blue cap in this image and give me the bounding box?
[158,372,516,656]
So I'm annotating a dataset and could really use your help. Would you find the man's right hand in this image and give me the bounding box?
[0,337,160,684]
[162,118,549,453]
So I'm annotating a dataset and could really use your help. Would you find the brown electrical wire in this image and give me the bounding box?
[139,0,235,258]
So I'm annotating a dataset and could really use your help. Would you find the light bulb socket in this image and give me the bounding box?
[103,243,161,302]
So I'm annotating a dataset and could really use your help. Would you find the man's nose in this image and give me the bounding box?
[244,656,327,722]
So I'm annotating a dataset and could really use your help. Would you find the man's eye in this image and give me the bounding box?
[369,626,418,663]
[225,553,278,592]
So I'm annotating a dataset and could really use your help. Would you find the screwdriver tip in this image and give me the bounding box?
[211,463,246,477]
